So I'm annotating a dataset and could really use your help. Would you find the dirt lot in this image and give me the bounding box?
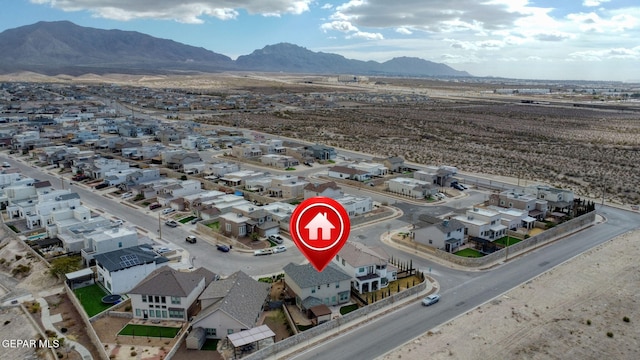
[379,229,640,360]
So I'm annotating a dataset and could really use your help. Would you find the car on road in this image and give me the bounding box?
[72,174,89,181]
[216,244,230,252]
[451,183,465,190]
[149,203,161,210]
[422,294,440,306]
[2,162,10,168]
[185,235,197,244]
[164,220,178,227]
[303,162,313,167]
[162,208,175,215]
[112,219,124,226]
[95,183,109,189]
[273,245,287,253]
[268,234,284,244]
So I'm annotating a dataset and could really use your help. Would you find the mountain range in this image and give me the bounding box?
[0,21,471,77]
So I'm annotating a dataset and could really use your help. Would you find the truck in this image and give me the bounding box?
[253,248,273,256]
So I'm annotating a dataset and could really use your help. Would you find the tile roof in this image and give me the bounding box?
[129,266,215,297]
[303,181,341,193]
[283,262,351,289]
[193,271,270,329]
[328,166,369,176]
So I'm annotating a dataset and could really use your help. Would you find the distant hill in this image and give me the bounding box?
[0,21,471,77]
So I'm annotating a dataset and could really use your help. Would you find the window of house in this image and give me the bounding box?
[206,328,217,337]
[227,329,234,335]
[142,295,147,303]
[162,311,167,318]
[225,223,231,232]
[358,267,364,273]
[342,259,345,265]
[161,297,166,304]
[171,296,181,305]
[447,232,451,237]
[327,284,330,288]
[339,292,349,302]
[169,310,184,319]
[428,239,433,244]
[336,283,340,288]
[311,288,315,294]
[239,225,246,236]
[155,296,160,303]
[317,285,321,290]
[135,309,141,317]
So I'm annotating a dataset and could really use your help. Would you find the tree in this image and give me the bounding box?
[50,256,82,278]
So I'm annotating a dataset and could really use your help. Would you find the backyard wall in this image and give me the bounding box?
[244,278,428,360]
[64,283,110,360]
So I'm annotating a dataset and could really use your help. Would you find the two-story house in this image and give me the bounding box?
[303,182,343,199]
[218,206,279,238]
[283,262,351,312]
[129,266,216,321]
[454,207,508,241]
[333,242,397,293]
[411,216,466,253]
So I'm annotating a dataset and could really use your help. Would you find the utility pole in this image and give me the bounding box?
[158,213,162,240]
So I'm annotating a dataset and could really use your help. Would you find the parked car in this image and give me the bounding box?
[95,183,109,189]
[162,208,175,215]
[2,162,10,168]
[185,235,197,244]
[157,246,171,253]
[149,203,161,210]
[273,245,287,253]
[451,183,465,190]
[268,235,284,244]
[120,192,133,199]
[190,217,202,224]
[165,220,178,227]
[253,248,273,256]
[303,162,313,167]
[422,294,440,306]
[72,174,88,181]
[216,244,230,252]
[112,219,124,226]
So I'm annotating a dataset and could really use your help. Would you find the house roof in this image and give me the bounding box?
[34,180,52,188]
[94,245,168,273]
[328,166,368,176]
[129,266,215,297]
[416,215,465,232]
[58,192,81,201]
[283,262,351,289]
[337,241,388,267]
[193,271,270,329]
[303,181,341,193]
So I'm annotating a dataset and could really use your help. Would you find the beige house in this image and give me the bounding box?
[283,262,351,312]
[187,271,270,349]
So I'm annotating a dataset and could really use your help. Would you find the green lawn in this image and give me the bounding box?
[454,248,484,258]
[340,304,359,315]
[179,216,196,224]
[201,339,219,350]
[494,236,522,247]
[206,221,220,230]
[118,324,181,338]
[73,284,111,317]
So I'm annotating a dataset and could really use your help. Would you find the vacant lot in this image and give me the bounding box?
[379,229,640,360]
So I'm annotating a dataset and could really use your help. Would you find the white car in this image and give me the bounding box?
[273,245,287,253]
[157,246,171,253]
[113,219,124,226]
[120,192,133,198]
[162,208,175,215]
[2,162,10,168]
[422,294,440,306]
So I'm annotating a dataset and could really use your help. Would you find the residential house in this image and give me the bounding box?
[283,262,351,312]
[259,139,286,155]
[231,143,262,158]
[218,206,279,238]
[188,271,270,347]
[306,144,337,160]
[95,245,170,295]
[260,154,299,168]
[332,242,397,293]
[162,150,203,171]
[411,216,466,253]
[327,166,370,182]
[156,180,202,207]
[87,158,130,180]
[348,162,388,177]
[81,225,139,266]
[525,185,574,213]
[414,165,456,186]
[268,175,308,198]
[454,208,507,241]
[219,170,265,187]
[487,206,536,230]
[387,177,438,199]
[336,195,373,216]
[488,190,548,220]
[374,156,406,173]
[129,266,216,321]
[303,181,343,200]
[205,162,240,177]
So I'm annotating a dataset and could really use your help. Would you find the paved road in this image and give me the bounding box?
[291,206,640,360]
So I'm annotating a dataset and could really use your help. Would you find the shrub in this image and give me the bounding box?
[587,319,592,325]
[15,255,22,261]
[623,316,630,323]
[607,332,614,338]
[131,351,137,356]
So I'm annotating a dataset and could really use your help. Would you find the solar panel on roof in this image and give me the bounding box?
[119,254,140,268]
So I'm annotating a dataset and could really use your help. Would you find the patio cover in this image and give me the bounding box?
[228,325,275,348]
[65,268,94,281]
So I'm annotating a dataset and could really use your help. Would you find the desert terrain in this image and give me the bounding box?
[379,229,640,360]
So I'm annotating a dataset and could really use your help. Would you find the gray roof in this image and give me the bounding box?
[193,271,270,329]
[416,215,465,232]
[94,245,168,273]
[129,266,215,297]
[283,262,351,289]
[58,192,81,201]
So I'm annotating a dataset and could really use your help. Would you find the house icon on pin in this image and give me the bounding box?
[304,212,335,240]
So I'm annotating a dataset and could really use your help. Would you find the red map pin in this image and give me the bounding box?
[289,196,351,272]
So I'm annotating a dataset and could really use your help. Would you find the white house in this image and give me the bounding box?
[336,195,373,216]
[303,182,343,200]
[327,166,370,182]
[454,208,507,241]
[129,266,216,321]
[95,245,170,295]
[332,242,397,293]
[387,177,438,199]
[411,217,466,253]
[81,225,139,266]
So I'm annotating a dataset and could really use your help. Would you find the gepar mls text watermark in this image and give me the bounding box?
[2,339,60,349]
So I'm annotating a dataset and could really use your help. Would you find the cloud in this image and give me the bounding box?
[348,31,384,40]
[395,27,412,35]
[582,0,611,7]
[30,0,312,23]
[321,20,358,33]
[569,46,640,61]
[329,0,526,32]
[533,32,572,42]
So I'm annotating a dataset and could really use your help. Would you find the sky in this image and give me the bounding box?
[2,0,640,82]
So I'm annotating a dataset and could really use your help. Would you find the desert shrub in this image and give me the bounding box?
[587,319,592,325]
[607,332,614,338]
[623,316,630,323]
